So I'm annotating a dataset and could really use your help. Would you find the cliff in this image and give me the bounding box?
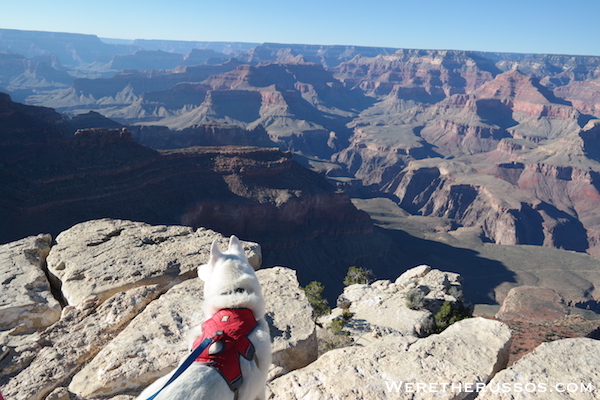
[1,224,598,399]
[333,49,500,98]
[332,62,600,255]
[0,93,382,296]
[130,122,276,149]
[6,31,600,264]
[0,126,373,251]
[143,62,367,158]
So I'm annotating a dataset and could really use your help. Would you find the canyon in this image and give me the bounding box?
[2,29,600,310]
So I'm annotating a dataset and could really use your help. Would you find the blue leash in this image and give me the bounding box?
[144,337,214,400]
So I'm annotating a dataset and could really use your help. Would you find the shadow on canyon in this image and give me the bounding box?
[370,226,517,306]
[262,224,516,306]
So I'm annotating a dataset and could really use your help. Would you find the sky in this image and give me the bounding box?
[1,0,599,56]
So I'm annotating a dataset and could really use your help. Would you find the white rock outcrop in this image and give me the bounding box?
[330,265,468,341]
[478,338,600,399]
[267,317,512,400]
[0,234,61,331]
[68,279,205,398]
[2,285,164,400]
[46,219,261,306]
[3,219,598,400]
[257,267,317,373]
[67,267,317,398]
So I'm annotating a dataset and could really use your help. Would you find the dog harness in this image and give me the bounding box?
[192,308,258,392]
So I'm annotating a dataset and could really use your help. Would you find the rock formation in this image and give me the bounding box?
[327,265,468,339]
[130,121,275,149]
[333,49,500,98]
[7,33,600,259]
[0,95,377,292]
[478,338,600,400]
[0,234,60,331]
[6,31,600,310]
[2,220,599,400]
[267,318,511,400]
[495,286,569,323]
[0,222,317,399]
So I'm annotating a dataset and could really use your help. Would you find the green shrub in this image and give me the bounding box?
[329,319,346,335]
[318,317,353,355]
[433,300,471,333]
[343,266,374,286]
[302,281,331,320]
[405,288,425,310]
[341,309,354,321]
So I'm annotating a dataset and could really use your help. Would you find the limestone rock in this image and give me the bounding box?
[0,234,61,331]
[338,280,433,338]
[395,264,432,286]
[1,285,163,400]
[46,219,261,306]
[478,338,600,399]
[0,329,42,378]
[45,387,71,400]
[267,317,512,400]
[333,265,467,340]
[68,279,206,398]
[495,285,569,323]
[257,267,317,372]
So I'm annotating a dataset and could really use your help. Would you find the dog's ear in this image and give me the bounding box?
[197,263,211,281]
[198,240,222,281]
[228,235,245,257]
[209,239,223,265]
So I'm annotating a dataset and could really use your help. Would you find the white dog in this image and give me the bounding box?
[137,236,271,400]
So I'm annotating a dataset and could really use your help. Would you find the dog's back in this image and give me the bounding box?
[137,236,271,400]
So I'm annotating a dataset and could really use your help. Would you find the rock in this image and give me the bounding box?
[478,338,600,399]
[495,286,569,323]
[0,234,61,331]
[132,122,275,149]
[45,387,70,400]
[332,265,468,340]
[1,285,163,400]
[267,317,512,400]
[257,267,317,372]
[68,279,205,398]
[0,330,41,380]
[394,264,432,286]
[46,219,261,306]
[337,281,433,338]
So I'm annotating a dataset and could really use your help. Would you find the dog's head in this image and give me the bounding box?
[198,235,265,319]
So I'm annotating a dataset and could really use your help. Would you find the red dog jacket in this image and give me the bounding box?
[192,308,258,391]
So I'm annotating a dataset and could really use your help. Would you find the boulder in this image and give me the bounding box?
[257,267,317,373]
[46,219,261,306]
[68,279,205,398]
[0,234,61,331]
[478,338,600,399]
[1,285,164,400]
[267,317,512,400]
[394,264,432,286]
[336,281,433,338]
[332,265,467,340]
[495,285,569,323]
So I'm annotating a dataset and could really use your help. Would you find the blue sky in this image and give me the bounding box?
[1,0,598,56]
